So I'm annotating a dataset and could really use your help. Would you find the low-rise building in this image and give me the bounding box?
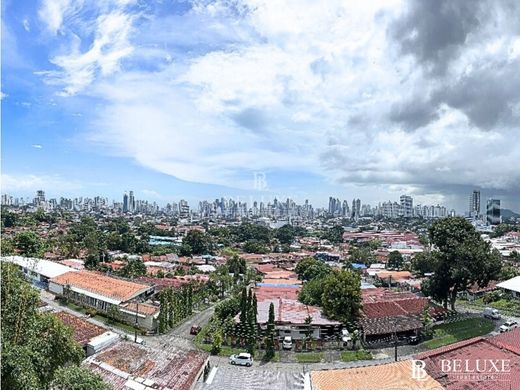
[246,298,341,341]
[2,256,77,289]
[83,341,209,390]
[497,276,520,299]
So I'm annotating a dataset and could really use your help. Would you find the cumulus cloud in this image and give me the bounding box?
[36,0,520,207]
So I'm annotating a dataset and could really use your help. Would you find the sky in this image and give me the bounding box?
[2,0,520,211]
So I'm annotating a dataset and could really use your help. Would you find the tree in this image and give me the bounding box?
[242,240,268,254]
[1,263,84,389]
[322,225,344,244]
[387,251,403,270]
[425,217,502,310]
[298,277,327,306]
[274,224,296,245]
[500,265,519,281]
[265,302,276,360]
[227,255,246,275]
[14,231,43,257]
[183,230,208,255]
[294,257,332,281]
[348,246,375,266]
[158,291,168,333]
[411,252,435,275]
[320,270,362,324]
[50,366,110,390]
[118,259,146,279]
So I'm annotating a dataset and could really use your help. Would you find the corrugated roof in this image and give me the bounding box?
[2,256,77,279]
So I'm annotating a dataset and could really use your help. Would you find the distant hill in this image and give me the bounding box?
[502,209,520,219]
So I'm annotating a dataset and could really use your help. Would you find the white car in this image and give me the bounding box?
[341,329,352,344]
[499,320,518,333]
[282,336,293,350]
[229,352,253,367]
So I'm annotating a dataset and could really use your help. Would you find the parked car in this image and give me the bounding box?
[282,336,293,350]
[483,307,501,320]
[229,352,253,367]
[408,335,419,345]
[499,320,519,333]
[190,324,201,335]
[341,329,352,345]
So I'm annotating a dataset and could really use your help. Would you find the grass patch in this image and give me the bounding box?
[296,352,323,363]
[422,317,495,350]
[55,299,140,334]
[340,350,372,362]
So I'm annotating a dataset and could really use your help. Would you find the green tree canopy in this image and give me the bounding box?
[294,257,332,281]
[1,262,100,389]
[322,225,344,244]
[387,251,404,270]
[14,231,44,257]
[182,230,209,255]
[423,217,502,309]
[410,252,435,275]
[50,366,110,390]
[320,270,361,324]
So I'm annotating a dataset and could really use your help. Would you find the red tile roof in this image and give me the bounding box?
[51,271,151,302]
[253,285,300,301]
[55,311,106,346]
[415,335,520,390]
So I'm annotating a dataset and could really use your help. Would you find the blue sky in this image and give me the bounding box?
[2,0,520,211]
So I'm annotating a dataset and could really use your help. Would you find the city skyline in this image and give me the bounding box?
[3,1,520,213]
[2,188,505,219]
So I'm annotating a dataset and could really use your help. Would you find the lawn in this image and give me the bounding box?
[340,350,372,362]
[422,317,495,350]
[295,352,324,363]
[55,299,138,334]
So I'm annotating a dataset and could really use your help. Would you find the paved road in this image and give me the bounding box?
[143,304,216,350]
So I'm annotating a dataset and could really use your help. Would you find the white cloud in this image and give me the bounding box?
[22,18,30,32]
[31,144,43,149]
[38,0,75,35]
[38,3,135,95]
[36,0,520,207]
[1,173,85,192]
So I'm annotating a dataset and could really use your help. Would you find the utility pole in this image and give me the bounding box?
[134,302,139,343]
[394,329,398,362]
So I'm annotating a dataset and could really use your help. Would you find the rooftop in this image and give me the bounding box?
[253,285,300,301]
[310,360,442,390]
[415,332,520,389]
[83,341,208,390]
[253,299,340,326]
[55,311,107,346]
[497,276,520,294]
[2,256,77,279]
[50,271,152,304]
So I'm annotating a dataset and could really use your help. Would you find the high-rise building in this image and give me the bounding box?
[179,199,190,219]
[123,192,129,213]
[486,199,501,225]
[399,195,413,218]
[129,191,135,213]
[469,190,480,218]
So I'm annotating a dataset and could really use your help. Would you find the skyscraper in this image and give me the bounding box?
[486,199,501,225]
[469,190,480,218]
[399,195,413,218]
[123,192,129,213]
[129,191,135,213]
